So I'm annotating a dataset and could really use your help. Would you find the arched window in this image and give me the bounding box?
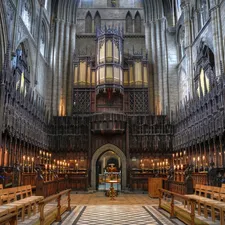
[134,11,141,33]
[21,0,32,32]
[14,43,30,99]
[126,12,133,33]
[85,12,92,33]
[195,42,214,97]
[40,21,46,57]
[94,11,101,32]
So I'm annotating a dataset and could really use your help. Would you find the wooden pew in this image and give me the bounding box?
[0,185,44,222]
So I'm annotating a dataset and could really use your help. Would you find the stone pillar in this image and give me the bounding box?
[181,1,193,97]
[58,21,65,115]
[145,22,154,113]
[210,0,224,76]
[62,23,70,115]
[52,20,60,116]
[66,24,76,116]
[12,0,22,52]
[34,2,44,85]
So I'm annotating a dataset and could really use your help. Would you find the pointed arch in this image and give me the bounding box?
[126,11,133,33]
[134,11,141,33]
[94,11,101,32]
[85,11,92,33]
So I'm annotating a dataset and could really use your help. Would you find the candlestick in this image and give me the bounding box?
[23,155,25,172]
[31,157,34,173]
[27,157,30,173]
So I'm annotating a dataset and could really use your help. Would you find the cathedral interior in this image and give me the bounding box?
[1,0,225,224]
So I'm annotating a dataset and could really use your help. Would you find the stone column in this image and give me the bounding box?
[12,0,22,52]
[66,24,76,116]
[181,1,193,97]
[58,21,65,115]
[52,20,60,116]
[210,0,223,76]
[145,22,154,113]
[62,23,70,115]
[34,2,44,85]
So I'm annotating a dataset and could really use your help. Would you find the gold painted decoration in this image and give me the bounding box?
[74,66,78,84]
[92,71,96,85]
[79,61,87,85]
[124,71,129,86]
[114,66,119,84]
[106,66,113,80]
[129,65,134,85]
[87,66,91,85]
[100,42,105,63]
[114,42,119,63]
[100,66,105,84]
[134,61,142,85]
[120,68,123,85]
[143,66,148,86]
[97,69,100,85]
[106,40,113,62]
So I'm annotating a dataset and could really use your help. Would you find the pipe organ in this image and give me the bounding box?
[73,26,149,114]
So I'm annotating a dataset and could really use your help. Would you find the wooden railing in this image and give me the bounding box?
[38,189,71,225]
[159,188,197,225]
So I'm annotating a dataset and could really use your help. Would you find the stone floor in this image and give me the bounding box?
[19,192,185,225]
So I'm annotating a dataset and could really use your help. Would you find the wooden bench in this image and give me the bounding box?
[185,184,225,224]
[0,185,43,222]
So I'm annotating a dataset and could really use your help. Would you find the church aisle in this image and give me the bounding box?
[55,205,182,225]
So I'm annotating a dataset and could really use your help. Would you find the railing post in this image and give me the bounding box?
[39,203,45,225]
[170,194,175,218]
[190,199,196,225]
[67,190,71,211]
[56,194,61,222]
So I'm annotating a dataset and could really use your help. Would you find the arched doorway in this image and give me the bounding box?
[91,144,127,190]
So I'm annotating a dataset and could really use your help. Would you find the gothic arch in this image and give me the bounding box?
[91,144,127,190]
[134,11,141,33]
[94,11,101,32]
[126,11,133,33]
[85,11,92,33]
